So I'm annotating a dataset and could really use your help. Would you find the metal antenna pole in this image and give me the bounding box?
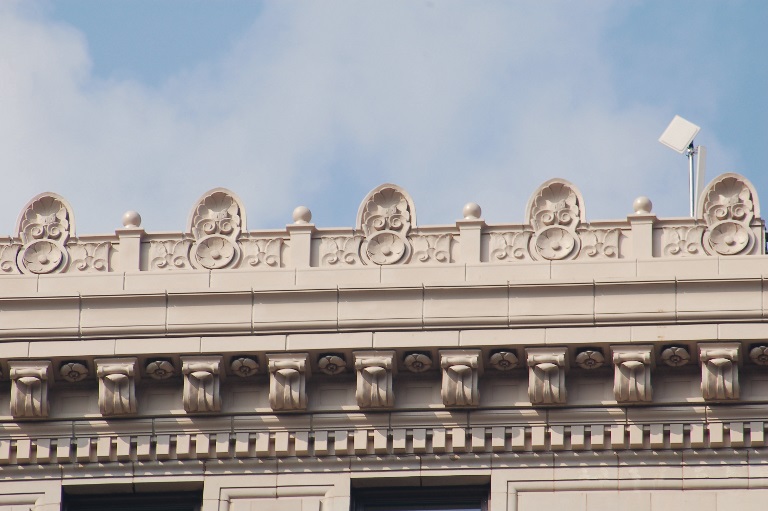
[686,142,696,217]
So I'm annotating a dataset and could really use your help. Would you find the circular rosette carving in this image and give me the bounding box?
[661,347,690,367]
[532,226,579,260]
[318,355,346,375]
[489,351,518,371]
[146,360,175,380]
[575,350,604,370]
[404,353,432,373]
[231,357,259,377]
[18,240,67,274]
[750,346,768,366]
[193,235,239,269]
[60,362,89,382]
[705,221,753,255]
[364,231,409,265]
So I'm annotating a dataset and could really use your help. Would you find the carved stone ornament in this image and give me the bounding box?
[146,360,175,380]
[188,189,245,270]
[700,173,760,256]
[318,354,346,375]
[319,236,362,266]
[239,237,282,268]
[9,360,52,418]
[149,239,192,270]
[95,358,137,416]
[661,346,691,367]
[354,351,395,408]
[662,226,705,257]
[526,348,568,405]
[526,179,585,261]
[0,244,21,274]
[268,353,310,411]
[440,350,482,407]
[404,352,433,373]
[700,343,740,400]
[579,228,620,259]
[358,184,416,265]
[575,350,604,370]
[750,346,768,366]
[68,242,110,272]
[489,351,518,371]
[16,193,74,274]
[230,356,259,377]
[60,361,89,382]
[489,232,532,262]
[411,234,452,264]
[181,356,222,413]
[611,346,653,403]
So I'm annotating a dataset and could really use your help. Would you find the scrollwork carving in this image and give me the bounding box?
[354,351,395,408]
[68,242,110,272]
[662,226,705,257]
[181,356,222,413]
[526,348,567,405]
[527,180,584,261]
[611,346,653,403]
[701,173,760,256]
[700,343,739,400]
[319,236,362,266]
[95,358,137,416]
[268,353,310,411]
[189,189,245,270]
[16,193,73,275]
[579,228,620,258]
[411,234,452,264]
[149,240,192,270]
[358,184,415,265]
[239,238,282,268]
[0,244,20,273]
[440,350,481,407]
[9,361,51,418]
[489,232,532,262]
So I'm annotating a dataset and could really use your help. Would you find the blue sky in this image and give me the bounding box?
[1,0,766,235]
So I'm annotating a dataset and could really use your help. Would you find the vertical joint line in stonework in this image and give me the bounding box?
[421,284,426,330]
[164,291,169,335]
[78,293,82,337]
[250,288,255,334]
[674,278,679,322]
[336,286,340,332]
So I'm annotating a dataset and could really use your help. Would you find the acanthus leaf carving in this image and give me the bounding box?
[700,343,739,400]
[268,353,310,411]
[0,244,21,273]
[440,350,481,407]
[526,348,568,405]
[357,184,415,265]
[354,351,395,409]
[662,226,705,257]
[411,234,452,264]
[95,358,137,416]
[700,174,760,256]
[611,346,653,403]
[68,242,110,272]
[239,237,283,268]
[149,239,192,270]
[489,231,532,262]
[189,189,245,270]
[319,236,362,266]
[9,360,51,418]
[16,193,74,275]
[181,356,222,413]
[579,228,620,259]
[527,180,584,261]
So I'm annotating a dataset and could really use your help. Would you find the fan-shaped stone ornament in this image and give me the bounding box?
[526,179,585,261]
[357,184,416,265]
[699,173,761,256]
[188,188,246,270]
[16,193,75,274]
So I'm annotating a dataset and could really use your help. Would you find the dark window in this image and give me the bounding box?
[62,491,202,511]
[353,486,488,511]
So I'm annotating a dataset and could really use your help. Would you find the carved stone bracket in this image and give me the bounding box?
[611,345,653,403]
[440,350,482,407]
[181,356,222,413]
[8,360,52,418]
[268,353,310,411]
[700,343,740,400]
[526,348,568,405]
[95,358,138,416]
[354,351,395,408]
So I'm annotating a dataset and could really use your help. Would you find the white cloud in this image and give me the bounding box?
[0,1,736,236]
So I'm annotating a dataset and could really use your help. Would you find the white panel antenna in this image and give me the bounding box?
[659,115,704,217]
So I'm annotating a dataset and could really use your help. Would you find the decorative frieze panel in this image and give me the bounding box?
[181,356,222,413]
[239,237,282,268]
[526,179,585,261]
[358,184,416,265]
[579,228,620,258]
[662,226,705,257]
[526,348,568,405]
[700,343,740,400]
[149,239,192,270]
[489,232,532,262]
[611,346,653,403]
[411,234,452,264]
[68,242,110,272]
[268,353,310,411]
[319,236,363,266]
[95,358,137,416]
[440,350,481,407]
[16,193,74,275]
[8,361,52,418]
[701,173,760,256]
[354,351,395,408]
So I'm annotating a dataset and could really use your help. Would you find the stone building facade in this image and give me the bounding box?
[0,174,767,510]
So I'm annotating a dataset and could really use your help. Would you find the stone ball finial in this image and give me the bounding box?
[633,196,652,214]
[292,206,312,224]
[122,210,142,228]
[462,202,482,220]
